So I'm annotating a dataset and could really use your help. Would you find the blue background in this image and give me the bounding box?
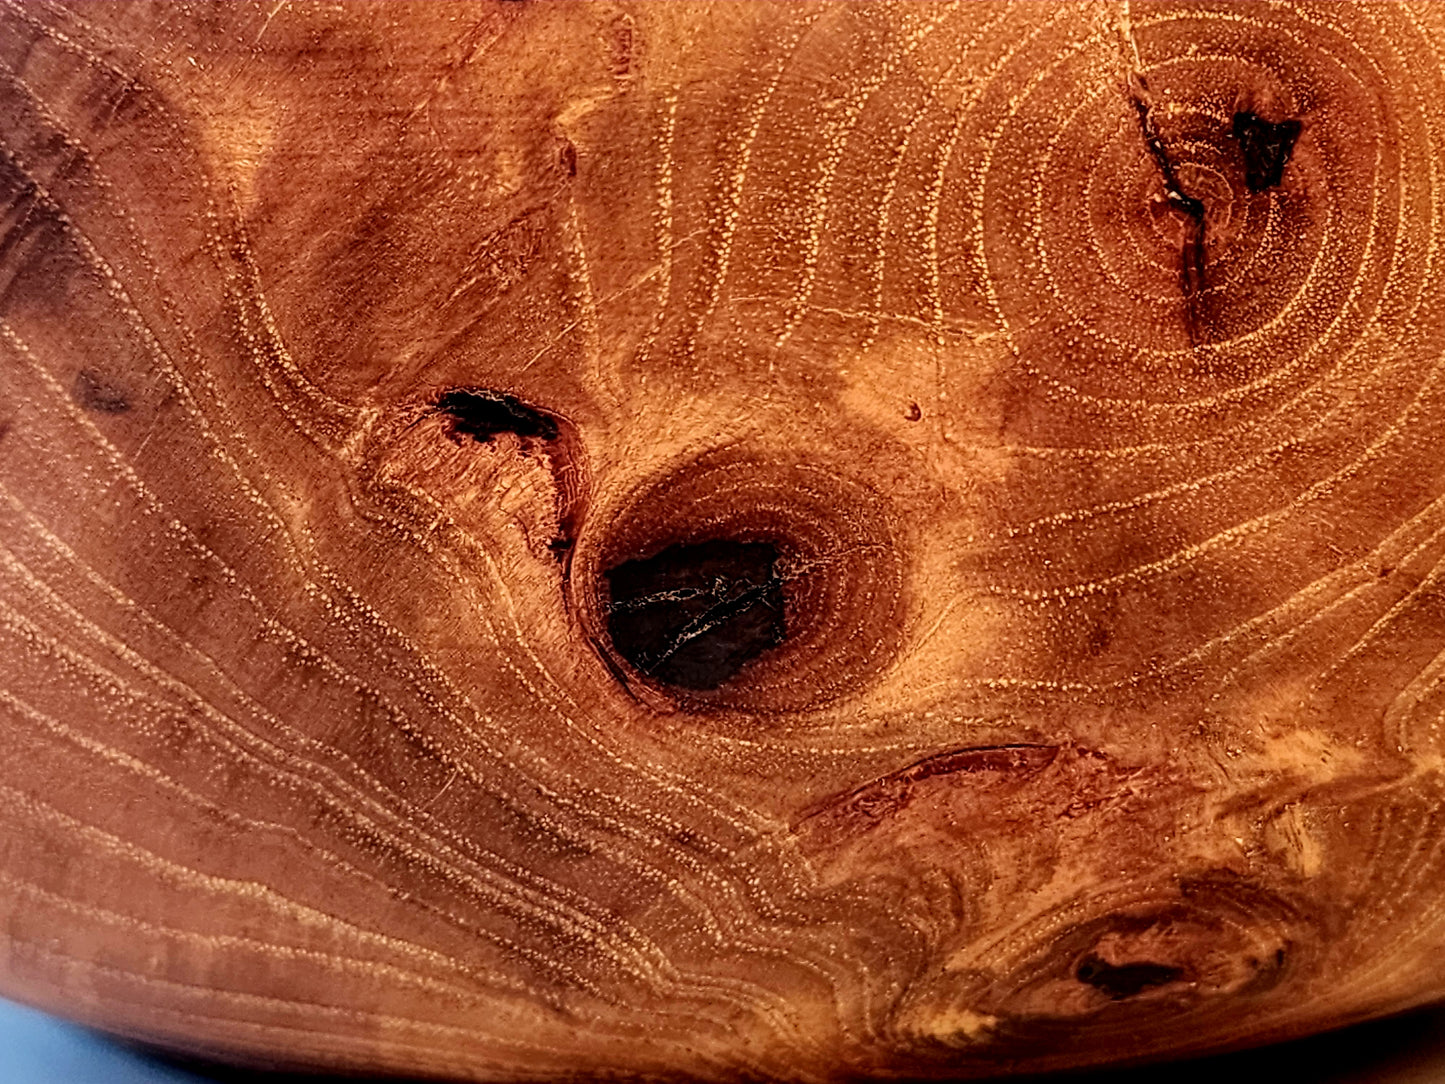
[0,999,203,1084]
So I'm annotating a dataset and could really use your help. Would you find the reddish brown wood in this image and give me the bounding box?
[2,2,1445,1078]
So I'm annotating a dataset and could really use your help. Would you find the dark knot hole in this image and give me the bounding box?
[1232,110,1302,193]
[1075,954,1184,1000]
[604,539,787,690]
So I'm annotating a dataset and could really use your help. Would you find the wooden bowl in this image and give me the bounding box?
[2,2,1444,1078]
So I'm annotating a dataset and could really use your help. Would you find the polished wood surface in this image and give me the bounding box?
[2,2,1445,1078]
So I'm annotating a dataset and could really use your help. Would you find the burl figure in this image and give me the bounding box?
[2,2,1444,1080]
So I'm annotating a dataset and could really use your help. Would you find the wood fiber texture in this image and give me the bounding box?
[2,0,1445,1079]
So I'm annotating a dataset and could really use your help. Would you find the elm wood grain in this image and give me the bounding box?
[1,0,1444,1079]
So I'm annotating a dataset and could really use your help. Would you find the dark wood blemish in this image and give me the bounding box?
[1129,78,1205,222]
[434,387,559,443]
[1129,76,1208,343]
[1233,111,1302,193]
[1076,954,1184,999]
[72,369,131,414]
[605,540,786,690]
[431,387,589,559]
[905,401,922,422]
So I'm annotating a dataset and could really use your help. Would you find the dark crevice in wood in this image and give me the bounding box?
[1128,74,1208,345]
[1233,111,1302,192]
[433,387,559,444]
[604,539,786,689]
[431,386,589,560]
[1076,954,1185,999]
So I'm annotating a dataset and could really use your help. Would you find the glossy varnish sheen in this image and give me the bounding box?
[2,2,1445,1079]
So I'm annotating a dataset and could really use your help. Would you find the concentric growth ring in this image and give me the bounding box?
[972,4,1426,430]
